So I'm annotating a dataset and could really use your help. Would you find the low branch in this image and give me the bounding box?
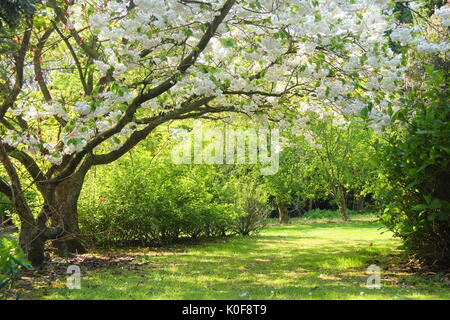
[4,145,48,185]
[93,97,220,165]
[0,139,35,227]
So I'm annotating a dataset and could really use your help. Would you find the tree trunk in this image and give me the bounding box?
[337,186,349,221]
[0,140,50,266]
[278,202,289,224]
[19,224,46,266]
[356,195,365,212]
[51,175,87,256]
[338,203,349,221]
[18,173,88,265]
[308,198,313,212]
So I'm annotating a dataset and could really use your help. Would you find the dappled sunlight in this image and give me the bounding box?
[23,222,449,300]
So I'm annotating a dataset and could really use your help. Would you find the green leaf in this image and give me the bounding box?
[219,38,236,48]
[412,204,428,211]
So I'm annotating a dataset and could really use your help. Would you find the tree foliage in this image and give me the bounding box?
[376,67,449,267]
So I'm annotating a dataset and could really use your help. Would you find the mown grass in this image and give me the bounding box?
[26,221,449,300]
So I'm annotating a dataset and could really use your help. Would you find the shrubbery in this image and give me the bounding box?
[79,156,270,246]
[233,180,271,236]
[375,67,450,267]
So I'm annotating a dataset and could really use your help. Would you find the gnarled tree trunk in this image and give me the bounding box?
[51,174,87,256]
[17,174,88,265]
[19,223,47,266]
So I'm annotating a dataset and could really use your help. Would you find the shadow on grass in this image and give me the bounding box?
[24,222,449,300]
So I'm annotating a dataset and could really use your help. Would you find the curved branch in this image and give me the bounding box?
[33,28,54,102]
[0,21,33,120]
[48,0,99,60]
[5,145,48,185]
[53,23,90,95]
[92,97,218,165]
[0,139,35,226]
[33,27,69,127]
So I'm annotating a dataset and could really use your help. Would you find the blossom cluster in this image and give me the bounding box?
[1,0,427,164]
[390,4,450,54]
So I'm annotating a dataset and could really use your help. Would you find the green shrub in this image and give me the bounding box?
[233,180,271,236]
[375,66,450,267]
[0,237,31,297]
[79,161,240,245]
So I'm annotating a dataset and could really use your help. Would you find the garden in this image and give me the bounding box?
[0,0,448,301]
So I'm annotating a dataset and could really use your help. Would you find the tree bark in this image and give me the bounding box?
[51,175,87,256]
[337,186,349,221]
[278,202,289,224]
[0,139,48,266]
[19,223,47,266]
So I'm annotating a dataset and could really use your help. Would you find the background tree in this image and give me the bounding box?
[0,0,37,33]
[293,114,375,221]
[263,144,301,224]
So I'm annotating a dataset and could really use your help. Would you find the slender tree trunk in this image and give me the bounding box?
[338,203,349,221]
[356,194,365,212]
[336,186,349,221]
[308,198,313,212]
[278,202,289,224]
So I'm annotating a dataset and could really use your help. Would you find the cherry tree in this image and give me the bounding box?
[0,0,407,265]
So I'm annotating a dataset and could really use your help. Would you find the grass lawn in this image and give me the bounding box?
[24,221,449,300]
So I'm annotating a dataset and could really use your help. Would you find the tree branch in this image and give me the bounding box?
[0,139,35,226]
[4,145,48,185]
[53,23,90,96]
[138,0,237,103]
[0,178,12,200]
[0,20,33,120]
[92,97,218,165]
